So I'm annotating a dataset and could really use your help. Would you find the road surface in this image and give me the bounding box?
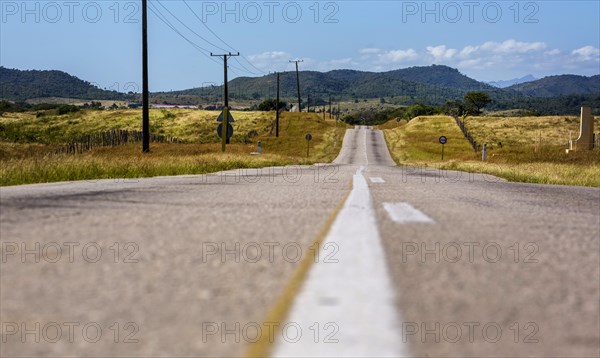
[1,126,599,357]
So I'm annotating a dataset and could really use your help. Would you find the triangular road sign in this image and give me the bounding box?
[217,110,235,123]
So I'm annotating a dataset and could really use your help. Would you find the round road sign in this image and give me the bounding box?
[439,136,447,145]
[305,133,313,141]
[217,123,234,139]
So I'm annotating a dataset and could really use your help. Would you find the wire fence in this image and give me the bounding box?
[47,129,181,157]
[451,115,479,152]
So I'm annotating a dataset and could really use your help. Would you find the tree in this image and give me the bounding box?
[57,104,80,115]
[405,103,443,120]
[445,100,464,118]
[464,91,491,116]
[257,99,287,111]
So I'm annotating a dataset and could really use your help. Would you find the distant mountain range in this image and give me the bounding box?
[487,75,537,88]
[1,65,599,114]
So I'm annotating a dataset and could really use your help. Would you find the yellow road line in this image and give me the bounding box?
[245,179,352,358]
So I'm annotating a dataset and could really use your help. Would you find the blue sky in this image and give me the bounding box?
[1,0,599,92]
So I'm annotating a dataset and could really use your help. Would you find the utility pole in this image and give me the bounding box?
[289,60,303,113]
[142,0,150,153]
[276,72,280,138]
[307,94,310,113]
[329,94,332,120]
[211,52,239,151]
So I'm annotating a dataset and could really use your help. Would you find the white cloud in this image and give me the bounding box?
[572,46,600,61]
[245,40,599,82]
[460,46,479,57]
[480,39,546,54]
[246,51,293,71]
[248,51,290,62]
[426,45,458,61]
[377,49,418,64]
[544,49,561,56]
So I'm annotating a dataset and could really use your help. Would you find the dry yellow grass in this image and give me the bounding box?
[0,110,348,186]
[464,115,600,149]
[382,115,600,187]
[382,115,476,164]
[443,161,600,187]
[0,143,298,186]
[0,109,278,144]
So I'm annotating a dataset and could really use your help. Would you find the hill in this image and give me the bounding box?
[508,74,600,97]
[386,65,494,90]
[2,66,598,115]
[0,67,129,102]
[168,65,505,105]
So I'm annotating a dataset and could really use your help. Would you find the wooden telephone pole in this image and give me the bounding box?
[142,0,150,153]
[211,52,239,151]
[276,72,280,137]
[289,60,303,113]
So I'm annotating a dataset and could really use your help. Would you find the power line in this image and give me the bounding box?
[147,3,216,62]
[149,1,248,76]
[155,0,230,53]
[153,1,263,77]
[182,0,236,52]
[147,1,251,98]
[232,57,262,76]
[182,0,267,75]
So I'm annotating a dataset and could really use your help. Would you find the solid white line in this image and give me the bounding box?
[370,177,386,183]
[383,202,435,224]
[363,127,370,165]
[272,167,407,358]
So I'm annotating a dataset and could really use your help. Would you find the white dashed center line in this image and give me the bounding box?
[383,202,435,224]
[369,177,386,183]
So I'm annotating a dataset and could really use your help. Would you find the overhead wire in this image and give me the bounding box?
[147,2,218,64]
[155,0,230,53]
[147,0,268,99]
[148,1,246,78]
[181,0,268,76]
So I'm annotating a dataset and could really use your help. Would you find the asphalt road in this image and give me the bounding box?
[1,126,599,357]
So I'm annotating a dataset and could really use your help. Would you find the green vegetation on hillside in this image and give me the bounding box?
[508,74,600,97]
[3,66,599,116]
[343,104,445,125]
[0,67,131,102]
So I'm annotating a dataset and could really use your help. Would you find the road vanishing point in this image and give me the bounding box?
[1,126,599,357]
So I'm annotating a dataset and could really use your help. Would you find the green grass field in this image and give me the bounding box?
[381,115,600,187]
[0,109,348,186]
